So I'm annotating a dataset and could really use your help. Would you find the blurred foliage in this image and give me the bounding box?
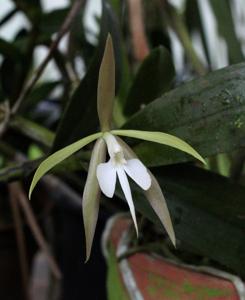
[0,0,245,289]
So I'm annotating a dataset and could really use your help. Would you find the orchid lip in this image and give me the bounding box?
[96,132,152,234]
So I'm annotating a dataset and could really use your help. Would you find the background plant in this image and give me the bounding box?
[0,0,245,299]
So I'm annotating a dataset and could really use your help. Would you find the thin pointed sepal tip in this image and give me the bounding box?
[134,223,139,238]
[107,32,112,41]
[202,158,207,166]
[84,250,91,264]
[84,257,89,264]
[170,235,176,248]
[29,184,35,200]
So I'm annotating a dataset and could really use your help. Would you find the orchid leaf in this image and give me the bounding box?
[123,46,175,117]
[29,132,102,198]
[0,38,22,60]
[112,130,205,164]
[209,0,244,64]
[123,63,245,167]
[97,34,115,131]
[83,138,106,262]
[132,165,245,277]
[39,8,69,40]
[20,81,60,113]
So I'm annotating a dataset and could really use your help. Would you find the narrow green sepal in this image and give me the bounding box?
[111,129,206,165]
[117,137,176,246]
[29,132,103,199]
[145,172,176,247]
[83,138,106,262]
[97,34,115,131]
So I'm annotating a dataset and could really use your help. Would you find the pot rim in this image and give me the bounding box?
[102,213,245,300]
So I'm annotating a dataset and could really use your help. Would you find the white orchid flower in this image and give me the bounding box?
[96,133,151,234]
[29,34,205,261]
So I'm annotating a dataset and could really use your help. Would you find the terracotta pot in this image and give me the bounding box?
[103,215,245,300]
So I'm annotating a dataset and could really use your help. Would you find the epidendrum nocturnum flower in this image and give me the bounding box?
[29,34,205,261]
[97,132,151,235]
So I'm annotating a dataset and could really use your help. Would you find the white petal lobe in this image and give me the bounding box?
[124,159,151,190]
[96,160,116,198]
[117,167,138,235]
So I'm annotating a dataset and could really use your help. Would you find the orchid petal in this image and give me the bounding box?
[124,159,151,190]
[83,138,106,262]
[96,159,116,198]
[117,167,138,235]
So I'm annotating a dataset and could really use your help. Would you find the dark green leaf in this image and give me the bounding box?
[0,57,28,103]
[39,9,69,41]
[68,8,95,67]
[124,46,175,116]
[0,86,5,103]
[12,0,42,24]
[133,165,245,277]
[124,62,245,166]
[0,38,22,60]
[0,30,34,104]
[10,116,54,148]
[185,0,210,66]
[209,0,244,64]
[20,81,60,113]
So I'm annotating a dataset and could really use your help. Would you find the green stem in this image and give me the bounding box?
[0,159,43,183]
[0,8,18,27]
[162,0,206,76]
[0,149,91,183]
[11,0,84,115]
[10,116,54,148]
